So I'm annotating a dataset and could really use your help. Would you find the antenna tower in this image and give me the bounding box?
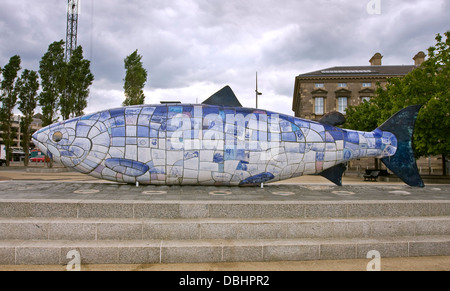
[65,0,80,62]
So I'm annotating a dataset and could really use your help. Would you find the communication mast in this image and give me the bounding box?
[65,0,80,62]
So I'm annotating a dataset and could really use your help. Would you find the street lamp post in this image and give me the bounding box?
[255,72,262,109]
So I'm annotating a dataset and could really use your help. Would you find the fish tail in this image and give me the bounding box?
[378,105,424,187]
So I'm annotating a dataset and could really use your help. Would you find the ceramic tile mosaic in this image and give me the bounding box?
[32,104,423,187]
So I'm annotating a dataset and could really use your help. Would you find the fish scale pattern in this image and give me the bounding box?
[33,104,397,186]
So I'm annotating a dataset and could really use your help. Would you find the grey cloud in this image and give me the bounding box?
[0,1,66,69]
[1,0,448,116]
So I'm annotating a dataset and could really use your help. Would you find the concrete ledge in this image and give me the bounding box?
[0,200,449,219]
[1,217,449,241]
[1,236,449,265]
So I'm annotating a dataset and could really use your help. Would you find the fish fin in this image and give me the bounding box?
[319,163,347,186]
[105,158,149,177]
[202,86,243,107]
[319,111,346,126]
[378,105,424,187]
[239,172,275,186]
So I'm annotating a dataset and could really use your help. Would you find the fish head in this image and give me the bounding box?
[32,118,81,165]
[32,116,110,173]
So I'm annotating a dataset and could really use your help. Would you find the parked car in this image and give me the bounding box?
[29,149,48,163]
[30,156,47,163]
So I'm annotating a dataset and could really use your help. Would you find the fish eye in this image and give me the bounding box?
[53,131,63,143]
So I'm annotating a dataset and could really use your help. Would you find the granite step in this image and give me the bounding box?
[1,217,449,241]
[1,235,449,265]
[1,199,449,265]
[1,199,449,219]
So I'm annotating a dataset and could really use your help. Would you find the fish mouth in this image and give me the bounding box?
[32,136,48,156]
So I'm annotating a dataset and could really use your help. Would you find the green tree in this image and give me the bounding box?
[63,46,94,119]
[17,69,40,166]
[39,40,66,126]
[345,31,450,175]
[0,55,21,167]
[123,50,147,106]
[39,40,66,168]
[345,96,379,132]
[388,31,449,174]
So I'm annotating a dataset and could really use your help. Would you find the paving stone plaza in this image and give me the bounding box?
[0,168,449,270]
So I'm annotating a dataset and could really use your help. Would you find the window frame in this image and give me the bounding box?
[314,97,325,116]
[337,97,348,115]
[315,83,325,88]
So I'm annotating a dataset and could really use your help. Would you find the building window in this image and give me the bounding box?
[315,97,325,115]
[362,82,372,87]
[338,97,348,114]
[315,83,324,88]
[361,96,371,103]
[338,83,347,88]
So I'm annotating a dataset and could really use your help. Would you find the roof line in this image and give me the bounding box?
[297,65,416,77]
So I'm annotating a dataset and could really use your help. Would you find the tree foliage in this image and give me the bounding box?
[395,32,450,160]
[63,46,94,119]
[345,96,379,132]
[40,41,94,121]
[0,55,21,166]
[0,40,95,168]
[344,31,450,174]
[123,50,148,106]
[17,69,40,166]
[38,40,66,126]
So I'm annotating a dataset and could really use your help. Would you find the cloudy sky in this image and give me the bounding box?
[1,0,448,117]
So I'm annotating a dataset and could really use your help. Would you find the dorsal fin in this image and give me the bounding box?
[319,111,346,126]
[202,86,243,107]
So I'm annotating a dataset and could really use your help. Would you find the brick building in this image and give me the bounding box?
[292,52,426,120]
[0,114,43,148]
[292,52,444,174]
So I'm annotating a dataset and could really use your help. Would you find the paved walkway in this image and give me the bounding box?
[0,167,449,202]
[0,166,449,271]
[1,256,450,271]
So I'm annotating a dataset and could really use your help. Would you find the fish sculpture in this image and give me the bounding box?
[32,86,424,187]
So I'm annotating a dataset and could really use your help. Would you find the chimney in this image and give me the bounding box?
[369,53,383,66]
[413,51,426,66]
